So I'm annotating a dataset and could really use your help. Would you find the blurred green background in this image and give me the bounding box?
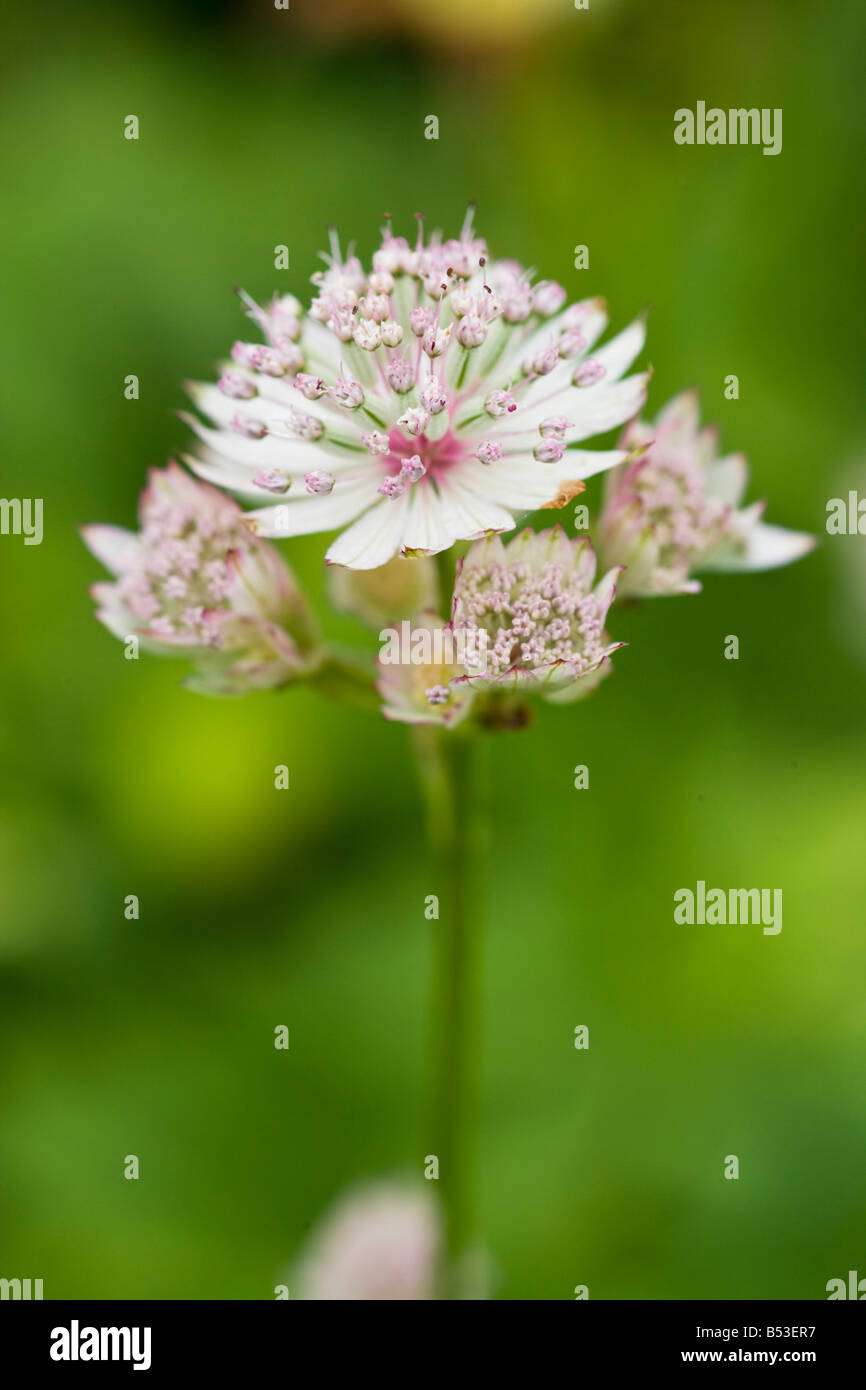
[1,0,864,1299]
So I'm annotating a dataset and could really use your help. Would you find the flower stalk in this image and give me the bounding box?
[414,724,489,1296]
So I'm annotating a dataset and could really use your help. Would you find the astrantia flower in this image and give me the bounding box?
[183,213,650,569]
[293,1182,441,1301]
[448,525,622,702]
[598,391,815,597]
[377,611,476,727]
[83,462,317,694]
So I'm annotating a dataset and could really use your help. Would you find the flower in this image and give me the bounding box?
[448,525,622,702]
[83,462,318,694]
[377,610,477,727]
[598,391,816,597]
[330,552,439,628]
[293,1182,441,1301]
[182,212,650,569]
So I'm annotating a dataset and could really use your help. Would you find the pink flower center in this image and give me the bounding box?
[386,427,465,484]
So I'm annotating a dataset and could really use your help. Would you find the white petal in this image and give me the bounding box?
[704,521,816,573]
[189,378,331,434]
[589,316,647,382]
[182,413,354,474]
[703,452,748,506]
[656,388,700,443]
[508,371,650,439]
[435,468,516,538]
[325,490,413,569]
[482,450,627,511]
[502,300,609,376]
[300,317,348,375]
[82,524,139,575]
[91,582,134,638]
[400,483,461,554]
[248,477,381,538]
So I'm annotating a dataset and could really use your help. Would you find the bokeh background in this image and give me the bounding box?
[1,0,864,1299]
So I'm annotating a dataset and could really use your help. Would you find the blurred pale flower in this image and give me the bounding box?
[183,213,649,569]
[83,462,317,694]
[448,525,621,702]
[377,610,476,726]
[599,391,815,597]
[294,1182,441,1301]
[330,552,438,628]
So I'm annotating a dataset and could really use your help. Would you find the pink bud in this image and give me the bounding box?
[253,468,291,494]
[380,319,404,347]
[534,440,565,463]
[353,320,382,351]
[362,431,391,456]
[409,306,434,337]
[485,389,517,417]
[284,410,324,441]
[456,314,487,348]
[294,373,327,400]
[332,377,365,409]
[573,358,607,387]
[304,469,335,496]
[398,407,429,438]
[218,371,257,400]
[539,416,571,440]
[386,359,415,394]
[230,413,267,439]
[476,441,503,465]
[378,475,405,499]
[399,455,426,484]
[532,280,567,316]
[529,347,560,377]
[558,328,587,359]
[419,377,448,415]
[421,326,447,358]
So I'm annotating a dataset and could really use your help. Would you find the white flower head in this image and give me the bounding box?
[599,390,816,597]
[183,212,650,569]
[83,462,316,694]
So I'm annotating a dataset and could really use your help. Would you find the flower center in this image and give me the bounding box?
[386,428,465,482]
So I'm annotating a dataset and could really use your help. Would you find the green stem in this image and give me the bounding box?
[413,725,489,1297]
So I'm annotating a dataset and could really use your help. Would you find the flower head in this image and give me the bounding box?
[83,462,317,694]
[183,212,650,569]
[599,391,815,597]
[293,1182,441,1301]
[449,525,622,701]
